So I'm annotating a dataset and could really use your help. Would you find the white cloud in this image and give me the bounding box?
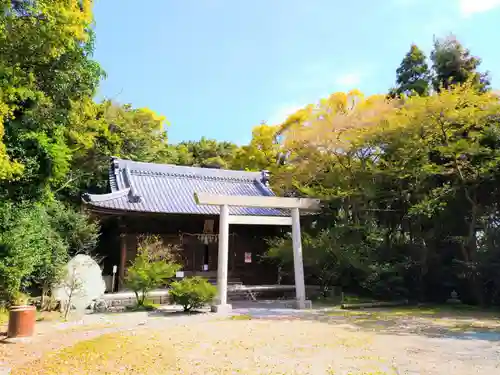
[334,72,362,88]
[459,0,500,16]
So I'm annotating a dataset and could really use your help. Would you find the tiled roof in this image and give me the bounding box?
[82,157,287,216]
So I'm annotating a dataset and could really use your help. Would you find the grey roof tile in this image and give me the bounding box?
[83,158,288,216]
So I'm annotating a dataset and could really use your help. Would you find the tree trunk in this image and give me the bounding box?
[419,237,429,302]
[464,193,484,306]
[64,288,73,320]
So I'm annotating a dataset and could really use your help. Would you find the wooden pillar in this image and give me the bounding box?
[119,227,127,291]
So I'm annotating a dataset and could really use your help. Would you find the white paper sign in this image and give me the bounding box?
[176,271,184,278]
[244,252,252,263]
[203,264,209,271]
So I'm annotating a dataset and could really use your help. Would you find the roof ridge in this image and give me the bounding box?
[130,169,257,182]
[112,157,262,175]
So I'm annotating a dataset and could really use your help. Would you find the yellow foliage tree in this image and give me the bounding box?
[231,123,281,171]
[274,90,395,197]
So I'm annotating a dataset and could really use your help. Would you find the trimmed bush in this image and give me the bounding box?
[169,277,216,312]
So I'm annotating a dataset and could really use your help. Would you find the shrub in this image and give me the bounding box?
[12,291,30,306]
[125,236,181,306]
[0,202,64,305]
[169,277,216,312]
[0,201,99,307]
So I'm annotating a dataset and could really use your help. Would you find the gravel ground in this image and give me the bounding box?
[2,304,500,374]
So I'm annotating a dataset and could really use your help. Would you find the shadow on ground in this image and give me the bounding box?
[231,302,500,342]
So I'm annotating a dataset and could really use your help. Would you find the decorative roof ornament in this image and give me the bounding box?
[261,170,270,186]
[123,167,142,203]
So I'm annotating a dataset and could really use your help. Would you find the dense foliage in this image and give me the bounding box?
[0,201,96,304]
[272,84,500,305]
[0,1,104,304]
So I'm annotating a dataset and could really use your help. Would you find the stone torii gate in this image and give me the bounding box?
[194,192,321,312]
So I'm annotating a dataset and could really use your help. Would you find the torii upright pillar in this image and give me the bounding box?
[194,193,320,312]
[216,204,230,308]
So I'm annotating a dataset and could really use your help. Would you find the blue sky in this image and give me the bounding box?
[93,0,500,144]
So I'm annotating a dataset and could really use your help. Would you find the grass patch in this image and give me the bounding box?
[326,305,498,320]
[329,304,500,318]
[312,296,342,307]
[326,305,500,335]
[125,300,160,312]
[313,294,382,308]
[12,332,177,375]
[380,304,500,317]
[450,322,500,333]
[342,294,379,304]
[229,314,252,320]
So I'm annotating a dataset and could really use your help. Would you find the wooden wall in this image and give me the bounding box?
[94,212,286,286]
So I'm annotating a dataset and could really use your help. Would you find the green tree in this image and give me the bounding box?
[125,236,181,306]
[160,144,195,166]
[0,200,99,306]
[0,0,104,200]
[180,137,238,169]
[46,200,99,256]
[63,101,171,199]
[390,44,431,97]
[0,202,64,303]
[266,225,377,296]
[392,84,500,304]
[273,84,500,305]
[431,35,490,92]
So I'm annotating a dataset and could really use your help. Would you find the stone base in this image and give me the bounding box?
[210,304,233,313]
[289,299,312,310]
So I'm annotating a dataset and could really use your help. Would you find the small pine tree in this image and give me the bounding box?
[390,44,431,97]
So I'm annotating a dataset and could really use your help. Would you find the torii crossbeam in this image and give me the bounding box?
[194,192,321,312]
